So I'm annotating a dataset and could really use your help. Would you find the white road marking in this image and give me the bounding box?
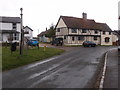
[25,57,59,69]
[99,52,107,89]
[28,64,60,79]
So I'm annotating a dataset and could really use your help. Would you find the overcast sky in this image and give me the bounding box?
[0,0,119,37]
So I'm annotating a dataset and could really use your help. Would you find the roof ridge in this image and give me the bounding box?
[60,15,95,21]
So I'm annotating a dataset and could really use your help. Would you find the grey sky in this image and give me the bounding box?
[0,0,119,37]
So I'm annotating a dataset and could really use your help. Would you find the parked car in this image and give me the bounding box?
[83,41,96,47]
[27,39,39,46]
[118,46,120,51]
[51,38,63,46]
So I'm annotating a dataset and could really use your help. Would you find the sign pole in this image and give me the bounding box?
[20,8,23,55]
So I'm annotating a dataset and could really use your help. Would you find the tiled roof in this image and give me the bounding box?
[0,16,21,23]
[37,31,48,36]
[59,16,112,31]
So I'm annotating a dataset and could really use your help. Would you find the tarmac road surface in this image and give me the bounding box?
[2,46,117,88]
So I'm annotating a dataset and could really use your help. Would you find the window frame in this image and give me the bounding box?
[12,23,17,30]
[72,37,75,41]
[103,31,106,35]
[94,30,98,34]
[109,32,111,35]
[94,36,97,40]
[57,28,60,32]
[105,37,110,42]
[82,29,87,33]
[71,28,77,33]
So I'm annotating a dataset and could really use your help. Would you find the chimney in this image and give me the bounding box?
[82,12,87,19]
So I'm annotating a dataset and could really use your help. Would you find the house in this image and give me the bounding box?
[0,16,21,43]
[37,30,52,43]
[55,13,118,45]
[23,26,33,40]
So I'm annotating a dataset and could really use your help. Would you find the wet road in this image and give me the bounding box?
[2,46,117,88]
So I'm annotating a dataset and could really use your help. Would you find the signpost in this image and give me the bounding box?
[20,8,23,55]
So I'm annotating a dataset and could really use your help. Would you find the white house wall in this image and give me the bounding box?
[0,22,12,30]
[112,34,118,42]
[0,22,21,42]
[24,27,33,39]
[101,32,113,45]
[56,18,67,28]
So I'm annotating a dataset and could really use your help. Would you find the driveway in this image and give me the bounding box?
[2,46,117,88]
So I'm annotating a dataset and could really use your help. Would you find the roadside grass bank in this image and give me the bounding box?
[2,47,65,71]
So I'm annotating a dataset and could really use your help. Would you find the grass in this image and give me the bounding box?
[2,47,65,71]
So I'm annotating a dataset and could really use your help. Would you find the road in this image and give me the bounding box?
[2,46,117,88]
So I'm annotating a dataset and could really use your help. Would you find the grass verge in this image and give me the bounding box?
[2,47,65,71]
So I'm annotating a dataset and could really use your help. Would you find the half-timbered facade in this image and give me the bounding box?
[55,13,118,45]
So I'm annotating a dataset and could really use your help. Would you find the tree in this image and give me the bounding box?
[45,24,55,38]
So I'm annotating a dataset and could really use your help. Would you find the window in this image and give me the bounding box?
[13,33,19,40]
[72,37,75,41]
[103,31,105,35]
[71,28,77,33]
[64,35,66,39]
[24,31,29,34]
[105,37,110,42]
[78,36,84,41]
[94,36,97,40]
[57,28,60,32]
[13,23,16,30]
[94,30,98,34]
[109,32,111,35]
[82,29,87,33]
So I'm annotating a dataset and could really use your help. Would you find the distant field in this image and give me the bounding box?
[2,47,65,71]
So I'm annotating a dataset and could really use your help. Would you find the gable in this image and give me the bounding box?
[56,18,67,28]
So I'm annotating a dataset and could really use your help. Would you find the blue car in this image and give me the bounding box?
[27,39,39,46]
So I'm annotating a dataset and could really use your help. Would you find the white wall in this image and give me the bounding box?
[56,18,67,28]
[0,22,12,30]
[24,27,33,39]
[0,22,21,42]
[101,32,113,45]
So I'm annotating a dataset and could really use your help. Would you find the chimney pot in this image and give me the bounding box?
[82,12,87,19]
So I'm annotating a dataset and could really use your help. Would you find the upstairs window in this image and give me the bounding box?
[78,36,84,41]
[109,32,111,35]
[71,28,77,33]
[94,30,98,34]
[13,33,19,40]
[82,29,87,33]
[13,23,16,30]
[57,28,60,32]
[105,37,110,42]
[103,31,105,35]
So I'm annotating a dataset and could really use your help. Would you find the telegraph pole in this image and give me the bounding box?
[20,8,23,55]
